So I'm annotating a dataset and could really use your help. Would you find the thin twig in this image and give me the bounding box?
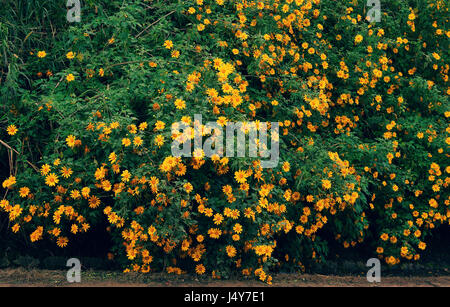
[53,75,65,92]
[106,60,143,69]
[0,139,39,172]
[135,10,175,38]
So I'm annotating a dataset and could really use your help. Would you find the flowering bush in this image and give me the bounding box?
[0,0,448,283]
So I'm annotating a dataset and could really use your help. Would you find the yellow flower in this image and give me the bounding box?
[226,245,237,257]
[122,138,131,147]
[71,224,79,234]
[121,170,131,182]
[233,223,243,234]
[322,179,331,190]
[155,121,165,130]
[7,125,18,135]
[57,237,69,248]
[154,135,165,147]
[37,51,47,58]
[432,52,441,60]
[208,228,222,239]
[66,135,77,148]
[183,182,193,193]
[70,190,81,199]
[418,242,426,250]
[81,187,91,198]
[171,50,180,58]
[282,161,290,172]
[19,187,30,198]
[61,167,73,178]
[108,152,117,164]
[133,136,143,147]
[11,223,20,233]
[164,40,173,49]
[89,196,101,208]
[66,51,76,59]
[234,170,248,184]
[66,74,75,82]
[45,173,59,187]
[40,164,51,176]
[2,176,16,189]
[195,264,205,274]
[174,99,186,109]
[355,34,363,44]
[428,198,438,208]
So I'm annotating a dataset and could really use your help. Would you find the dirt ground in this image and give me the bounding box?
[0,268,449,287]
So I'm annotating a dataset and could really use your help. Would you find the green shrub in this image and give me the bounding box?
[0,0,448,283]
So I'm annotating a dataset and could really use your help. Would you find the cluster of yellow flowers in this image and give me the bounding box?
[1,0,448,283]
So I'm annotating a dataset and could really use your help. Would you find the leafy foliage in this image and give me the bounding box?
[0,0,449,283]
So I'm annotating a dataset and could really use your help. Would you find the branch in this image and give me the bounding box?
[0,139,39,173]
[135,10,175,38]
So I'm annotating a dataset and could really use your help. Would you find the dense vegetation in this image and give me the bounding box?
[0,0,448,283]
